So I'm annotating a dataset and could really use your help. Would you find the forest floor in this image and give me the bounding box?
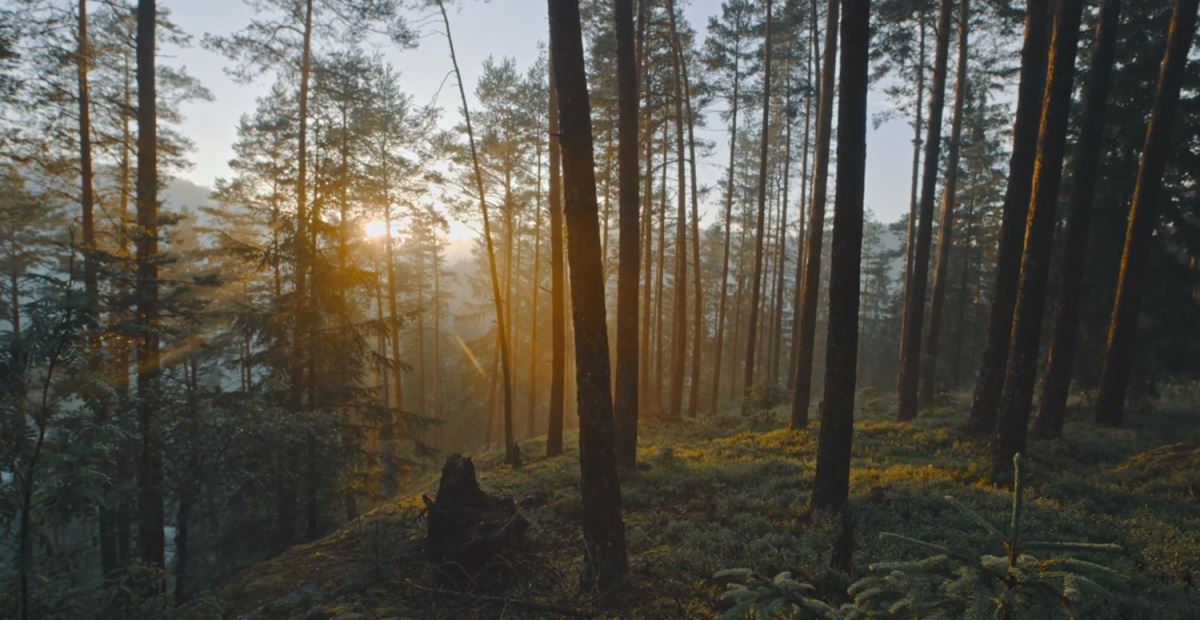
[218,385,1200,619]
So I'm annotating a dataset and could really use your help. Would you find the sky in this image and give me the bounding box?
[161,0,919,256]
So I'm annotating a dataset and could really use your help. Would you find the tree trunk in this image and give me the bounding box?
[769,73,793,388]
[438,0,517,466]
[547,56,566,457]
[174,494,190,605]
[1031,0,1121,439]
[667,0,688,422]
[729,211,749,399]
[638,123,655,415]
[919,0,970,406]
[896,0,953,421]
[135,0,164,571]
[789,0,817,384]
[682,36,704,420]
[899,8,926,356]
[548,0,630,591]
[77,0,116,577]
[965,0,1050,434]
[993,0,1085,476]
[790,0,838,429]
[709,32,742,416]
[654,129,667,412]
[289,0,313,442]
[811,0,869,512]
[614,0,640,467]
[383,198,401,496]
[1094,0,1197,427]
[527,141,543,439]
[742,0,773,406]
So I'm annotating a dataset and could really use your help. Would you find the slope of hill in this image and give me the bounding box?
[218,389,1200,619]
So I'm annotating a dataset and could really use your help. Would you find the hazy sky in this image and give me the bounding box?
[162,0,919,251]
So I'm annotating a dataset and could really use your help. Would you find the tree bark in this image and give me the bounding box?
[135,0,164,571]
[614,0,640,466]
[682,34,704,420]
[919,0,969,406]
[789,0,838,429]
[1094,0,1197,427]
[769,65,794,388]
[742,0,773,407]
[896,0,953,421]
[667,0,688,422]
[548,0,630,591]
[547,56,566,458]
[1031,0,1121,439]
[993,0,1085,476]
[789,0,817,384]
[812,0,869,512]
[965,0,1050,434]
[900,9,926,355]
[527,141,543,439]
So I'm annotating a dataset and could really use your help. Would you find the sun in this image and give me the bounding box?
[364,219,388,239]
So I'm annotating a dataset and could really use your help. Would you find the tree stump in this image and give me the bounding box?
[423,454,528,586]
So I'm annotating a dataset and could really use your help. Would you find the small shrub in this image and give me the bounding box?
[713,568,840,619]
[848,455,1123,620]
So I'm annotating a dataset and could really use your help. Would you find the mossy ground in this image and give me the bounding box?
[219,385,1200,619]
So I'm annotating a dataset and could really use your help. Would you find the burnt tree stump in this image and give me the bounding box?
[423,454,528,586]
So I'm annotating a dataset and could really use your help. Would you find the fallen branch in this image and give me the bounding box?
[403,579,595,618]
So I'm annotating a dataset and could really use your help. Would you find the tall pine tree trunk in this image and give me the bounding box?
[667,0,688,422]
[742,0,773,406]
[638,122,655,415]
[548,0,630,590]
[769,68,794,387]
[789,0,818,384]
[919,0,969,406]
[135,0,164,570]
[382,197,401,496]
[614,0,640,466]
[77,0,117,577]
[790,0,838,429]
[896,0,952,421]
[438,0,517,466]
[547,55,566,457]
[812,0,870,512]
[900,9,926,345]
[1031,0,1121,439]
[654,129,667,411]
[993,0,1085,476]
[1094,0,1197,427]
[965,0,1050,434]
[527,142,543,439]
[682,37,704,420]
[709,37,742,416]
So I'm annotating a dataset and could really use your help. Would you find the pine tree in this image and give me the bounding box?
[548,0,630,592]
[965,0,1050,434]
[896,0,952,421]
[811,0,869,511]
[1094,0,1197,427]
[1032,0,1123,440]
[790,0,837,429]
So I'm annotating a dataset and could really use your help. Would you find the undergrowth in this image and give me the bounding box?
[216,384,1200,619]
